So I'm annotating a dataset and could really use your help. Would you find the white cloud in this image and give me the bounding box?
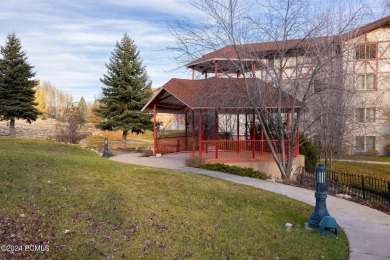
[0,0,195,102]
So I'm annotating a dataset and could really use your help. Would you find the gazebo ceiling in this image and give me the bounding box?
[191,59,257,75]
[142,77,301,114]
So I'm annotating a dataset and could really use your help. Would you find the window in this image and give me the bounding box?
[356,108,376,122]
[355,43,377,59]
[356,74,376,90]
[355,136,375,152]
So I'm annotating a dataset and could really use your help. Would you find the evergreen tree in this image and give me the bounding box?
[77,96,88,124]
[94,34,153,143]
[0,33,39,137]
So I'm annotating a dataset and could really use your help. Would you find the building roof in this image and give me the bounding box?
[187,15,390,73]
[342,15,390,40]
[142,77,301,113]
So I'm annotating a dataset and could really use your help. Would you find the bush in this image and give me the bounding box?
[199,163,268,180]
[356,149,380,157]
[140,150,153,157]
[55,105,88,144]
[185,155,204,167]
[299,134,320,171]
[40,113,48,120]
[385,143,390,156]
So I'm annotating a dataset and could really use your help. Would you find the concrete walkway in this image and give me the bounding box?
[336,159,390,165]
[111,152,390,260]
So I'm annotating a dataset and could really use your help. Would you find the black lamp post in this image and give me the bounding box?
[308,164,330,228]
[102,138,110,158]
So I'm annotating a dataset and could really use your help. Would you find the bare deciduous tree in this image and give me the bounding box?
[169,0,371,179]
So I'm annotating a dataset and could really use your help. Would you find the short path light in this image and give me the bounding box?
[102,138,110,158]
[308,164,330,229]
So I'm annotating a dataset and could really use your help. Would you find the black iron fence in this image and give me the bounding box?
[298,170,390,206]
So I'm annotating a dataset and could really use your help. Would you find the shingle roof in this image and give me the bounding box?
[342,15,390,40]
[186,16,390,71]
[186,39,309,68]
[142,77,301,113]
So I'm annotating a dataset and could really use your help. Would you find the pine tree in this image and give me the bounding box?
[77,96,88,124]
[94,34,153,143]
[0,33,39,137]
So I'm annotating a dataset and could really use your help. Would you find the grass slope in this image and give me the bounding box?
[332,161,390,180]
[0,138,348,259]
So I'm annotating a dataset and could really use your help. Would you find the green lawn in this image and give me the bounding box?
[340,155,390,163]
[331,161,390,180]
[0,138,348,259]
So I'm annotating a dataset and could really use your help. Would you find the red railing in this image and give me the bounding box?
[156,136,190,154]
[156,136,299,162]
[200,139,298,162]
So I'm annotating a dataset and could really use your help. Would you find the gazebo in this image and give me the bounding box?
[142,77,300,165]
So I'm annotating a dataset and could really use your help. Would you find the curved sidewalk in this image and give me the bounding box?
[111,152,390,260]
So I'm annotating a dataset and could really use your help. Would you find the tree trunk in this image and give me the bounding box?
[122,130,128,144]
[10,118,15,137]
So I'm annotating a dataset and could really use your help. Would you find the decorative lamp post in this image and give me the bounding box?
[308,164,330,228]
[102,138,110,158]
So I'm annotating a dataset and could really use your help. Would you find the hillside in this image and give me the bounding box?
[0,138,348,259]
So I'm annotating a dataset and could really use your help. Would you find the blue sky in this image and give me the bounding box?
[0,0,198,102]
[0,0,386,102]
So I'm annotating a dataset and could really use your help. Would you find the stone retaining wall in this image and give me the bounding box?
[0,126,55,139]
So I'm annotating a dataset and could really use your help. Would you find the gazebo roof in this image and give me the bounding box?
[142,77,301,114]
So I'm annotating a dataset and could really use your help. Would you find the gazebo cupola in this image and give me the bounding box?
[186,45,260,79]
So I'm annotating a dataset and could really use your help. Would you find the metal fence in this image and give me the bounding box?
[299,170,390,206]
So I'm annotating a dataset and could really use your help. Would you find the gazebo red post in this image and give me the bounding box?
[198,111,203,159]
[215,112,219,159]
[294,124,300,156]
[261,129,264,155]
[237,113,240,153]
[252,113,256,159]
[245,113,248,150]
[185,111,188,151]
[192,110,195,155]
[205,118,208,154]
[153,104,157,156]
[191,66,195,80]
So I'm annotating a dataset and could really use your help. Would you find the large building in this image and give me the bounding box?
[184,16,390,156]
[143,16,390,178]
[343,16,390,155]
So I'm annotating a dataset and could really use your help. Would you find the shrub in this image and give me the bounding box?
[356,149,380,157]
[140,150,153,157]
[185,155,204,167]
[299,134,320,171]
[385,143,390,156]
[199,163,268,180]
[40,113,48,120]
[55,105,88,144]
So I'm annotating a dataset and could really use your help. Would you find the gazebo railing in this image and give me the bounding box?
[156,136,189,154]
[200,139,299,162]
[156,136,299,162]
